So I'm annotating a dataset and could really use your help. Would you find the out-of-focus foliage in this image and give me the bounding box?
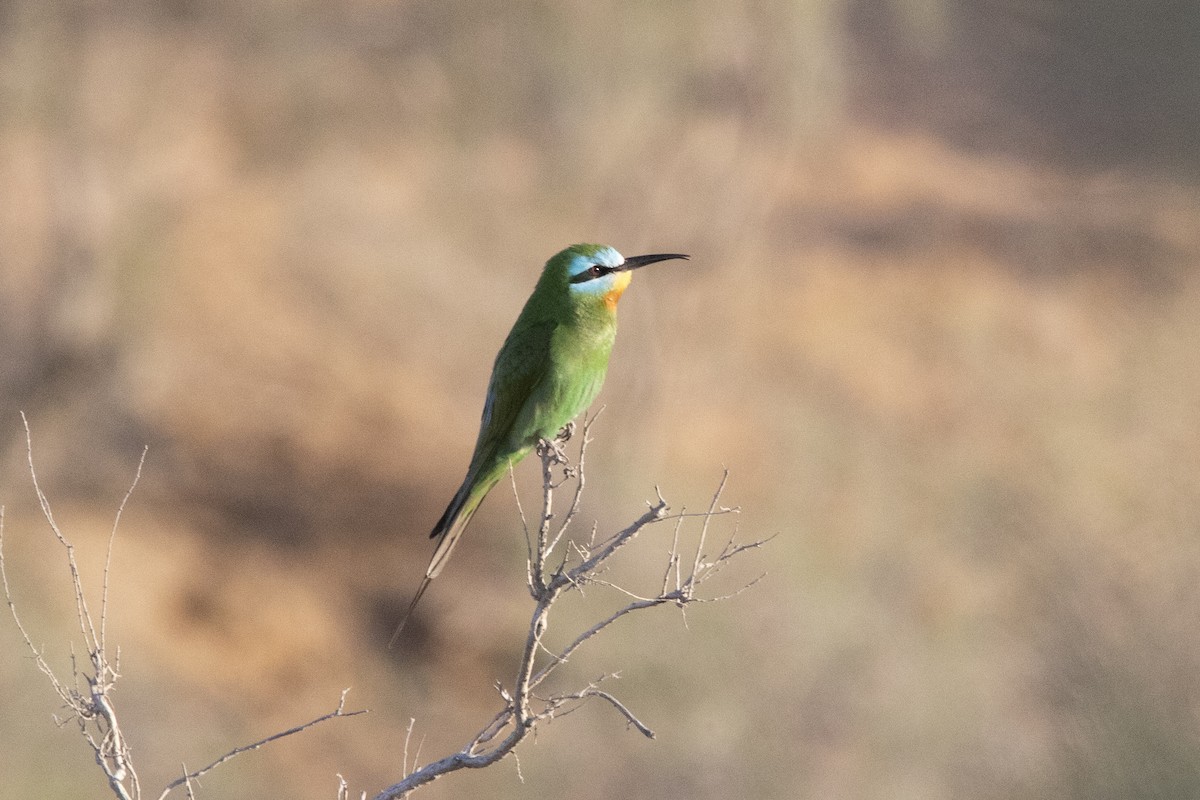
[3,2,1200,799]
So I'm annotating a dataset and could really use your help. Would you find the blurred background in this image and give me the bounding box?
[3,1,1200,798]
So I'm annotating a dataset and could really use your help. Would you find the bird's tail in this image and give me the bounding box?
[424,470,499,578]
[388,573,434,648]
[387,468,505,648]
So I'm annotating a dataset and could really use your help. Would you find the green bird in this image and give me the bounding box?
[393,244,688,642]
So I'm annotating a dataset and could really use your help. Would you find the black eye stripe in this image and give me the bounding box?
[570,264,614,284]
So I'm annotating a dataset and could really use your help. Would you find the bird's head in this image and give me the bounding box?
[554,244,689,310]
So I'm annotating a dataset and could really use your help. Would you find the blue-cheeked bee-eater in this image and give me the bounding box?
[392,244,688,643]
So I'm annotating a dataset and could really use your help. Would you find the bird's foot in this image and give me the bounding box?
[557,420,576,443]
[537,435,571,466]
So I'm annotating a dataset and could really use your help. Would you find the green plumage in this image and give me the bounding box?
[427,247,617,578]
[391,244,686,642]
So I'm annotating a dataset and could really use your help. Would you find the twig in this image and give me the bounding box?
[373,419,765,799]
[583,689,655,739]
[1,506,74,709]
[21,412,100,650]
[101,446,147,656]
[4,415,367,799]
[155,689,366,800]
[13,412,138,798]
[546,408,602,558]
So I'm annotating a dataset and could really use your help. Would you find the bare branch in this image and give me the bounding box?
[374,420,764,798]
[582,689,655,739]
[5,417,366,800]
[11,412,139,798]
[546,408,602,557]
[1,506,75,707]
[102,446,147,656]
[529,595,665,690]
[155,689,366,800]
[21,411,100,649]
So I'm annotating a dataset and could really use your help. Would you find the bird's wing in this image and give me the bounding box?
[464,316,557,477]
[392,317,558,647]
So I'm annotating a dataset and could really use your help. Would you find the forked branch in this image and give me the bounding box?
[374,414,767,799]
[1,414,365,800]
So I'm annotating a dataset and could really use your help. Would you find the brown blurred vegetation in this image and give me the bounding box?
[3,1,1200,798]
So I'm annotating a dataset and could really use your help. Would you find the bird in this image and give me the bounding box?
[391,244,688,645]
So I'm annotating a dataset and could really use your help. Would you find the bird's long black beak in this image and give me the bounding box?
[617,253,690,272]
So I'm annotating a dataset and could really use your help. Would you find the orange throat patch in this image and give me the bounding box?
[603,271,632,311]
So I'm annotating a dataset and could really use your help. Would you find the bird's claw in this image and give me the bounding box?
[537,434,571,466]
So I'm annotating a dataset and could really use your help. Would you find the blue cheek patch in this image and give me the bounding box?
[566,246,625,295]
[569,273,618,296]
